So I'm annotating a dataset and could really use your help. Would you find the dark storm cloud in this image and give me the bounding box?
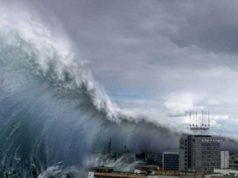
[166,1,238,53]
[26,0,238,71]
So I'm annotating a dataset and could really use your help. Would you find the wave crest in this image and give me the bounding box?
[0,7,121,121]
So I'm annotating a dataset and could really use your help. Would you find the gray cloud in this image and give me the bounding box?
[167,1,238,53]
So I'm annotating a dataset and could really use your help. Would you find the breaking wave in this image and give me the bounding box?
[0,6,178,178]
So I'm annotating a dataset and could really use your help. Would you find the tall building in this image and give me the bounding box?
[162,152,179,170]
[220,151,229,169]
[179,135,220,172]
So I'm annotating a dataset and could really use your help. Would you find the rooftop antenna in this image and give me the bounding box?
[208,111,210,128]
[196,111,198,127]
[189,110,210,134]
[202,111,204,127]
[190,111,192,127]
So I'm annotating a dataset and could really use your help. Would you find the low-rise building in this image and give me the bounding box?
[146,153,162,167]
[162,152,179,170]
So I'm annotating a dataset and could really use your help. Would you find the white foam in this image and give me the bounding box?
[0,6,121,122]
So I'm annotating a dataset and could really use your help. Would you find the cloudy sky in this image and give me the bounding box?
[4,0,238,135]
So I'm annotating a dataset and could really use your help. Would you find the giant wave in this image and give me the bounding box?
[0,6,179,178]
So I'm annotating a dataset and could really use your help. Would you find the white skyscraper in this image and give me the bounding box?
[221,151,229,169]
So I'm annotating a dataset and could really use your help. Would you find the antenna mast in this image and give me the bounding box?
[189,110,210,133]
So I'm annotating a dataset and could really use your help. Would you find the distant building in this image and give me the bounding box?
[220,151,229,169]
[229,154,238,169]
[162,152,179,170]
[179,135,220,172]
[146,153,162,167]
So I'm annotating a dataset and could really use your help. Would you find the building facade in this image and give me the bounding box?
[162,152,179,170]
[179,135,220,172]
[229,154,238,169]
[146,153,162,167]
[220,151,229,169]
